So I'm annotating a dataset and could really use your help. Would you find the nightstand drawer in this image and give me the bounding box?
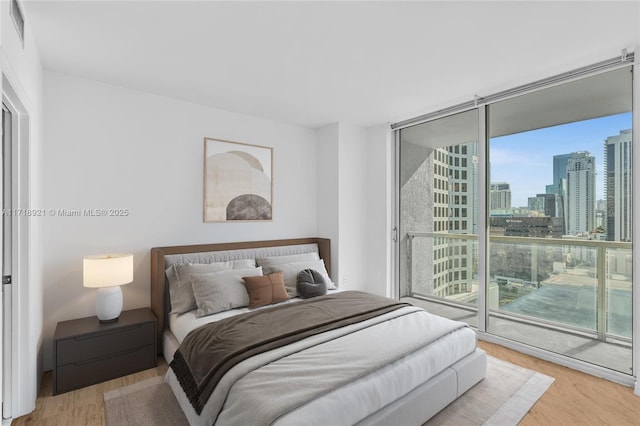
[53,308,157,395]
[56,322,155,365]
[55,343,155,394]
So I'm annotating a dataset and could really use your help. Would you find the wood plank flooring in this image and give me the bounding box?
[11,342,640,425]
[12,360,168,425]
[478,341,640,426]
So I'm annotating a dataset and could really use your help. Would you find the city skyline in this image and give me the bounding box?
[490,112,632,208]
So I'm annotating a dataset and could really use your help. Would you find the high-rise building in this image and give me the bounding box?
[528,193,563,219]
[399,138,478,300]
[566,151,596,235]
[595,199,607,230]
[545,184,557,195]
[448,143,477,234]
[605,129,632,242]
[552,153,573,190]
[490,182,511,210]
[528,196,544,213]
[549,153,573,231]
[426,143,478,298]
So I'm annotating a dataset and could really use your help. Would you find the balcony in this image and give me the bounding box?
[401,232,633,375]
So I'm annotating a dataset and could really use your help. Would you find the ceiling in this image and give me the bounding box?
[23,1,640,129]
[402,66,633,148]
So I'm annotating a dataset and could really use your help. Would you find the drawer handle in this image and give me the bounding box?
[73,346,145,366]
[74,324,143,341]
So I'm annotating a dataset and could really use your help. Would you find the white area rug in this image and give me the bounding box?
[426,355,554,425]
[104,355,554,426]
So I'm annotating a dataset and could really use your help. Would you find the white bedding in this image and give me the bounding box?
[274,326,476,426]
[165,303,476,425]
[169,288,342,342]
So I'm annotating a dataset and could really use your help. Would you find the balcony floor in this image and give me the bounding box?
[401,296,633,375]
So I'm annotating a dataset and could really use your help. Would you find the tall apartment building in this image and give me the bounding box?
[429,142,478,298]
[399,138,485,300]
[605,129,632,242]
[566,151,596,235]
[490,182,511,210]
[448,144,478,234]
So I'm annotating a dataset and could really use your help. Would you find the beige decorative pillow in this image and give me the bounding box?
[190,267,262,318]
[242,272,289,309]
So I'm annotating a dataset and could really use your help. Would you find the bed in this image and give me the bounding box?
[150,237,486,425]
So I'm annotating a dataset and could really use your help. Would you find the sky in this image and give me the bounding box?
[489,113,632,207]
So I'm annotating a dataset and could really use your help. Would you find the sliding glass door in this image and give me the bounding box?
[486,67,633,373]
[398,109,479,324]
[397,61,634,377]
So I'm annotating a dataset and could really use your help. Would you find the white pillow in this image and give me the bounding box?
[166,259,255,314]
[256,252,319,271]
[271,259,336,297]
[190,267,263,318]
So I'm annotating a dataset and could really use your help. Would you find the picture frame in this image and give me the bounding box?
[203,137,273,222]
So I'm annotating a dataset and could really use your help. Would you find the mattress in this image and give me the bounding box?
[165,301,477,425]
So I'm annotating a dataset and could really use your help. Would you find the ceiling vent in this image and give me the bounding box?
[10,0,25,47]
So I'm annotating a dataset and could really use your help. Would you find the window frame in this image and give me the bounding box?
[394,53,638,390]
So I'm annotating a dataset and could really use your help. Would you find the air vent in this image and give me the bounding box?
[11,0,25,46]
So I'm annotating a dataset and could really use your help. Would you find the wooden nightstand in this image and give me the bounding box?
[53,308,157,395]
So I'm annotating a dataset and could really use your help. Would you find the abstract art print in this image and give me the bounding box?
[203,138,273,222]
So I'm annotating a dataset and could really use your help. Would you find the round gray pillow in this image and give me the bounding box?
[296,269,327,299]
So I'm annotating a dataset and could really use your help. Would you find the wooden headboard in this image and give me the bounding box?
[150,237,331,352]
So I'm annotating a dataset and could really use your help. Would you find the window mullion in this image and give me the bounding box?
[477,105,488,333]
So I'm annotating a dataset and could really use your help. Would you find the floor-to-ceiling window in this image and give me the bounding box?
[486,67,633,374]
[396,57,634,382]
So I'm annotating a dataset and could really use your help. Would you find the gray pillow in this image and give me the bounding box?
[166,262,232,314]
[166,259,255,314]
[190,267,262,318]
[296,269,327,299]
[271,259,336,297]
[256,252,320,272]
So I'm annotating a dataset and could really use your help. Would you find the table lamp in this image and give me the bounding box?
[83,253,133,323]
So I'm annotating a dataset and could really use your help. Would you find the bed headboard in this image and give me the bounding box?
[150,237,331,352]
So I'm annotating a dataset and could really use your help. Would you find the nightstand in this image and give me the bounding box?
[53,307,157,395]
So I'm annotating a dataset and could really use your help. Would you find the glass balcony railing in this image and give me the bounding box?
[405,232,633,343]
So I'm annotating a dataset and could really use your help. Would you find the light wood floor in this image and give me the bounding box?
[12,360,169,426]
[478,341,640,426]
[12,342,640,425]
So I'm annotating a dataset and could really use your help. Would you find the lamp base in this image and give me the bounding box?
[96,286,123,322]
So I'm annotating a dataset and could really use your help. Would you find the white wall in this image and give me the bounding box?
[316,123,340,278]
[1,0,44,417]
[365,125,393,297]
[337,123,368,292]
[42,71,318,370]
[317,122,388,296]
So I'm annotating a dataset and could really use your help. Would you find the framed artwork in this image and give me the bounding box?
[203,137,273,222]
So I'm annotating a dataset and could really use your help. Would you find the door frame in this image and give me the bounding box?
[1,71,32,420]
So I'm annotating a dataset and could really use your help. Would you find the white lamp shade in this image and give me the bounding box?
[83,253,133,288]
